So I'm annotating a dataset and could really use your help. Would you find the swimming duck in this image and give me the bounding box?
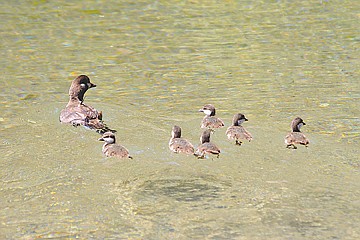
[199,104,224,129]
[169,125,195,155]
[59,75,115,133]
[194,129,221,158]
[226,113,253,145]
[285,117,309,149]
[98,132,132,158]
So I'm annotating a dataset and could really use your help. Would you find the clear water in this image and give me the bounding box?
[0,1,359,239]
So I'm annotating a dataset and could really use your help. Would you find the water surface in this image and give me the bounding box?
[0,1,359,239]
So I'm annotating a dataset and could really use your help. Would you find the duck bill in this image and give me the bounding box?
[88,83,96,88]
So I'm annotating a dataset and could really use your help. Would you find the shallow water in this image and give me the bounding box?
[0,0,359,239]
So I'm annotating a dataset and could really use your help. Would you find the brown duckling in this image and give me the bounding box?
[194,129,221,159]
[169,125,195,155]
[199,104,225,129]
[226,113,253,145]
[98,132,132,159]
[285,117,309,149]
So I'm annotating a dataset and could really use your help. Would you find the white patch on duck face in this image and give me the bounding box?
[103,136,115,144]
[237,119,246,125]
[80,83,86,88]
[203,109,212,116]
[297,122,304,130]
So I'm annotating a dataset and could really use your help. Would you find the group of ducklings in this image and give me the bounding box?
[60,75,309,159]
[170,104,309,158]
[169,104,251,158]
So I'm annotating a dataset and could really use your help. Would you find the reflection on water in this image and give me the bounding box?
[0,0,359,239]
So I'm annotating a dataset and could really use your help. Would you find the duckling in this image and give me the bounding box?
[194,129,221,158]
[226,113,253,145]
[285,117,309,149]
[169,125,195,155]
[199,104,224,129]
[98,132,132,159]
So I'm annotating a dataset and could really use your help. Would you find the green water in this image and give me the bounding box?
[0,1,359,239]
